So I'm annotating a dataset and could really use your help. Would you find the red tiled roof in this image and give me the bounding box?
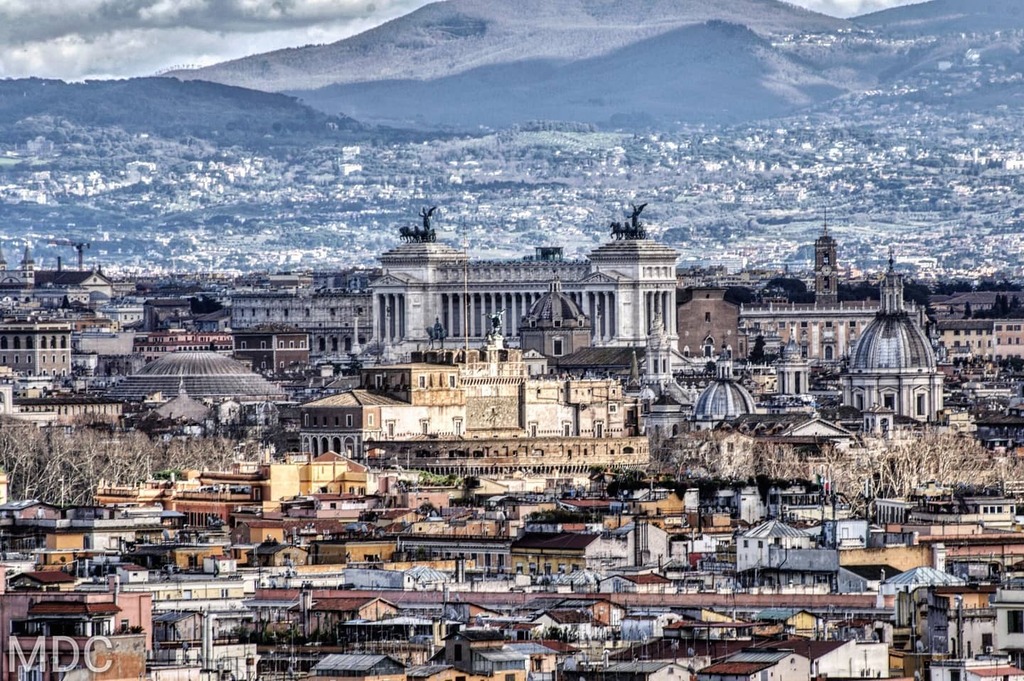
[310,597,393,613]
[698,661,774,676]
[532,640,579,653]
[14,571,75,584]
[666,619,755,629]
[755,638,847,661]
[238,520,284,528]
[313,452,349,463]
[622,573,670,584]
[970,667,1024,677]
[28,602,121,616]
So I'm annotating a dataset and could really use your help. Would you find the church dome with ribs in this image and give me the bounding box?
[106,351,285,401]
[524,279,587,327]
[692,350,755,425]
[849,314,935,372]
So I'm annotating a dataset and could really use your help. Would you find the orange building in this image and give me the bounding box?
[95,452,371,526]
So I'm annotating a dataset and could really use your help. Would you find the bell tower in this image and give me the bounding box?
[814,222,837,305]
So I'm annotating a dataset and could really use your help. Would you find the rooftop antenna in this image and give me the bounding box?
[823,206,828,236]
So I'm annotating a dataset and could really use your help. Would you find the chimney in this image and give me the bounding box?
[57,256,62,272]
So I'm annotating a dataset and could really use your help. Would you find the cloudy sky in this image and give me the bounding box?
[0,0,923,81]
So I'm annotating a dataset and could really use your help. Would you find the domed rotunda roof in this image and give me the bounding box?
[693,351,755,423]
[849,259,935,372]
[106,351,285,402]
[849,316,935,371]
[524,279,588,327]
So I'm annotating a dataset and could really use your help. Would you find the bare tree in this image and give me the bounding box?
[0,419,237,505]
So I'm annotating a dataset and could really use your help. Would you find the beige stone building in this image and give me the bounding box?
[298,342,646,477]
[935,318,995,362]
[0,319,72,377]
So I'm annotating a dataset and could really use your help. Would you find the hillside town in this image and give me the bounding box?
[0,211,1022,681]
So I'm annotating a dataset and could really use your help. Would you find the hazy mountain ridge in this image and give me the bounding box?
[292,20,843,128]
[166,0,849,93]
[0,78,364,148]
[854,0,1024,36]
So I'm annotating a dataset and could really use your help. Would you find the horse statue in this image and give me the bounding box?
[426,317,447,349]
[399,206,440,243]
[609,202,649,240]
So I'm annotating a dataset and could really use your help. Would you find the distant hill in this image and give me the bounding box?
[292,21,844,129]
[0,78,363,147]
[165,0,850,128]
[854,0,1024,35]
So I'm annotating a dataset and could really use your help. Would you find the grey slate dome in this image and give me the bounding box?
[849,314,935,371]
[524,279,587,327]
[106,351,285,402]
[850,255,935,372]
[693,351,755,423]
[693,379,756,422]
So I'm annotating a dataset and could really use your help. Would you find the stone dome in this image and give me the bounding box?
[693,379,756,422]
[849,313,935,371]
[524,279,587,327]
[693,352,755,423]
[106,351,286,402]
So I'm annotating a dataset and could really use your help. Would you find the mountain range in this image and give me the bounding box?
[4,0,1024,137]
[0,78,364,149]
[166,0,853,128]
[156,0,1024,129]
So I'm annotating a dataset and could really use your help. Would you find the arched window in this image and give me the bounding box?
[0,337,7,350]
[12,337,19,350]
[24,337,32,349]
[60,337,67,349]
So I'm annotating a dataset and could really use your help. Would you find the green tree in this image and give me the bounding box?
[750,335,766,363]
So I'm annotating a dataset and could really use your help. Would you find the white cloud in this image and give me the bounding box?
[0,0,432,79]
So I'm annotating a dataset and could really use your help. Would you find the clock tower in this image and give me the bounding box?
[814,226,838,305]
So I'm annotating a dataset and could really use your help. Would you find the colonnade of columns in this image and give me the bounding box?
[375,286,676,347]
[376,293,407,343]
[643,290,675,337]
[438,291,545,339]
[569,290,617,343]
